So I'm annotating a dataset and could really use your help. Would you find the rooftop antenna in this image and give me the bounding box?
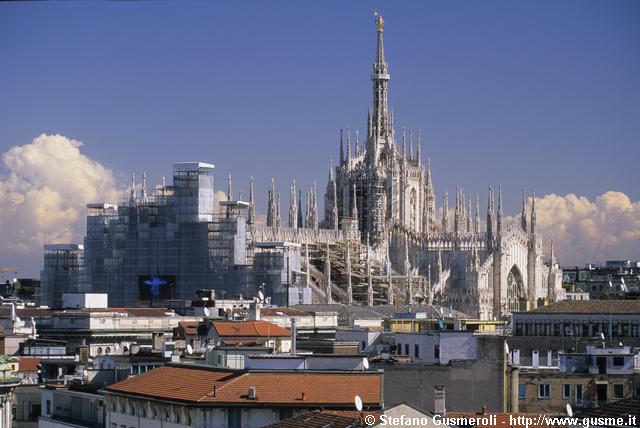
[363,358,370,371]
[566,403,573,418]
[354,394,363,412]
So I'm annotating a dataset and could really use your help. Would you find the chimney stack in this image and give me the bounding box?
[290,318,297,355]
[434,385,446,414]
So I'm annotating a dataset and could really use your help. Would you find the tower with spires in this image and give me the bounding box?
[326,13,434,246]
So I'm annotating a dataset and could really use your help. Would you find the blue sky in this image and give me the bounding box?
[0,1,639,274]
[2,1,639,207]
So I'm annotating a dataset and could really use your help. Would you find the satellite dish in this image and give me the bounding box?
[621,277,626,285]
[599,332,605,340]
[609,281,613,288]
[186,344,193,355]
[504,342,510,355]
[203,307,211,318]
[566,403,573,417]
[363,358,370,370]
[354,395,363,412]
[258,290,265,302]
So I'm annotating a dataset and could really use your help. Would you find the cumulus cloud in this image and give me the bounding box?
[525,192,640,265]
[212,190,228,211]
[0,134,119,255]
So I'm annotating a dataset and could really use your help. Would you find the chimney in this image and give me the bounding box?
[290,318,297,355]
[434,385,446,414]
[152,333,164,352]
[248,387,257,400]
[249,302,261,321]
[510,366,519,413]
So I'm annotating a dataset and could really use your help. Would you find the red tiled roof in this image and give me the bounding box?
[178,321,199,335]
[212,321,291,338]
[104,365,382,407]
[19,357,40,373]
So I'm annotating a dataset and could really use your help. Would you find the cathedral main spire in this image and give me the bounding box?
[367,13,391,163]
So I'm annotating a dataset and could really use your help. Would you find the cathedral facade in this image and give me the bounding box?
[323,15,564,319]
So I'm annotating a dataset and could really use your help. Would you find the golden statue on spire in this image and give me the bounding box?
[374,12,384,33]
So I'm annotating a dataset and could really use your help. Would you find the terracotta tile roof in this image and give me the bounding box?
[527,300,640,315]
[212,321,291,338]
[177,321,199,335]
[18,357,40,372]
[105,366,236,402]
[104,365,382,407]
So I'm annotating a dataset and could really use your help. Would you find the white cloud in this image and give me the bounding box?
[526,192,640,265]
[0,134,119,255]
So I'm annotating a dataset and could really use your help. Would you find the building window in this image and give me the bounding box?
[434,345,440,359]
[279,409,293,420]
[613,356,624,366]
[518,384,526,399]
[97,347,103,355]
[106,347,111,355]
[538,384,550,399]
[575,384,584,404]
[414,344,420,358]
[228,408,241,428]
[46,400,51,415]
[362,341,366,351]
[614,384,624,399]
[405,344,409,355]
[563,384,571,399]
